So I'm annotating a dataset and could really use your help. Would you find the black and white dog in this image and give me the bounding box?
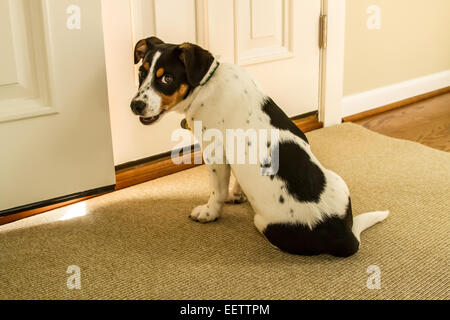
[130,37,389,257]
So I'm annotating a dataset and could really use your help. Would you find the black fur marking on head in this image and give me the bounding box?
[137,42,189,96]
[134,37,164,64]
[263,198,359,257]
[261,97,309,143]
[134,38,214,100]
[179,43,215,87]
[279,195,285,204]
[153,46,190,96]
[274,141,325,203]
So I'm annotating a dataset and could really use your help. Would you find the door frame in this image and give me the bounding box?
[318,0,346,127]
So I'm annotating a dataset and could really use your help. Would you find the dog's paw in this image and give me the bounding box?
[225,192,248,204]
[189,204,220,223]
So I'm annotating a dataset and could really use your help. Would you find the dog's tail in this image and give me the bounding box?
[352,210,389,242]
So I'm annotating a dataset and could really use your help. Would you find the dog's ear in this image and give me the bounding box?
[178,43,214,87]
[134,37,164,64]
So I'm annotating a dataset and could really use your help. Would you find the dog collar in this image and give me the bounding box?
[182,59,220,130]
[199,59,220,86]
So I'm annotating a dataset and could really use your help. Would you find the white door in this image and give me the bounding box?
[104,0,322,165]
[207,0,321,116]
[0,0,116,214]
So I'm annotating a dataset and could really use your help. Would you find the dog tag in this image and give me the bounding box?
[180,119,191,131]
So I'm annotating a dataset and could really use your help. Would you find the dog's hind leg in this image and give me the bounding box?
[226,175,248,204]
[190,164,231,223]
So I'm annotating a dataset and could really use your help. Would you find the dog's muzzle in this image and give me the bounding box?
[131,100,162,125]
[130,100,146,116]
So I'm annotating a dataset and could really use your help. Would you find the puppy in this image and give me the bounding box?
[131,37,389,257]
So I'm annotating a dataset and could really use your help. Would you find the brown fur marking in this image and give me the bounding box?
[156,68,165,78]
[157,84,189,111]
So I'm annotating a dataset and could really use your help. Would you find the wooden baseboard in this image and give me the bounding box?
[0,114,321,226]
[292,113,323,132]
[115,149,204,191]
[343,86,450,123]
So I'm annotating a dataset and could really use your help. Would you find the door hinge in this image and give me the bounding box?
[319,14,328,49]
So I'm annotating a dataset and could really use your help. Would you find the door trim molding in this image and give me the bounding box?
[0,0,56,123]
[319,0,346,127]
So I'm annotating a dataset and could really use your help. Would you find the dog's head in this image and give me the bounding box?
[130,37,214,125]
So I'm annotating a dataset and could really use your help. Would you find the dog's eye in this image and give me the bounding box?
[161,74,174,85]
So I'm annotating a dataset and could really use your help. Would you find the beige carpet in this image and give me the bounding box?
[1,123,449,300]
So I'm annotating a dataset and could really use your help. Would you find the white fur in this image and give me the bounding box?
[352,210,389,242]
[134,51,162,117]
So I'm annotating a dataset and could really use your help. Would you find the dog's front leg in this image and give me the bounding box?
[190,164,230,223]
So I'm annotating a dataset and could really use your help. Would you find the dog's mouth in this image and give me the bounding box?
[139,110,166,125]
[139,115,159,125]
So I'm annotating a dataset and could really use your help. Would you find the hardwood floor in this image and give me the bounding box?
[353,92,450,152]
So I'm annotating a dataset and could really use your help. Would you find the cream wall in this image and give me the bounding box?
[344,0,450,96]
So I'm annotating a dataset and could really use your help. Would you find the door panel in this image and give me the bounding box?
[0,0,115,213]
[209,0,321,116]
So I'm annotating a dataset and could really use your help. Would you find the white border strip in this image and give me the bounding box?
[342,70,450,117]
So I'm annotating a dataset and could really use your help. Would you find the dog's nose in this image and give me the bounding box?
[131,100,147,115]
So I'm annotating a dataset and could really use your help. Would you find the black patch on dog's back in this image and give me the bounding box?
[261,97,308,143]
[263,198,359,257]
[274,141,325,203]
